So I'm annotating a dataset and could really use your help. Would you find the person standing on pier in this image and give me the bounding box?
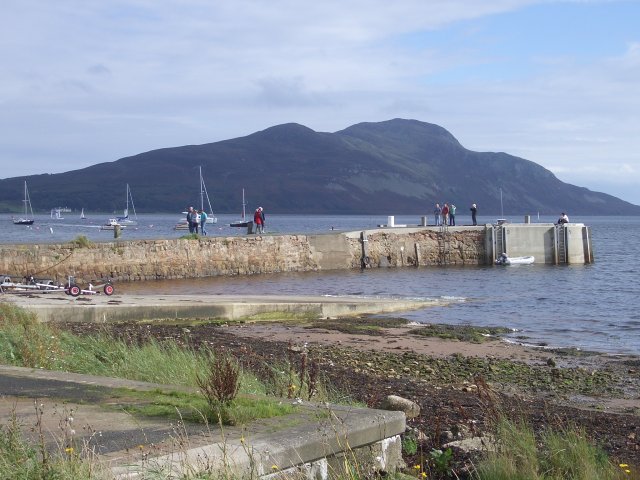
[434,203,442,226]
[186,207,196,233]
[199,209,208,235]
[442,203,449,226]
[449,204,456,226]
[258,207,265,233]
[470,203,478,226]
[193,209,200,234]
[254,207,264,234]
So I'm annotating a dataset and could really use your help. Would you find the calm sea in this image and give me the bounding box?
[1,212,638,355]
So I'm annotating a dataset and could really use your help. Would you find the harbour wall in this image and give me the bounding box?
[0,224,592,284]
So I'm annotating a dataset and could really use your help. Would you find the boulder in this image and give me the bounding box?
[444,435,497,454]
[379,395,420,418]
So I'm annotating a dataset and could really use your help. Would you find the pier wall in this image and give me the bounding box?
[0,224,592,284]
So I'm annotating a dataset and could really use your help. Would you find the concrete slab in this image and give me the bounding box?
[0,365,405,478]
[2,292,434,323]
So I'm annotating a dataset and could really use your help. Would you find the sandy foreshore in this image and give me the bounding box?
[58,313,640,473]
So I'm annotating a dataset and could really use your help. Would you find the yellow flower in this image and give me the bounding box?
[65,447,74,454]
[414,464,421,470]
[620,464,629,468]
[421,473,427,478]
[625,470,631,474]
[271,465,279,470]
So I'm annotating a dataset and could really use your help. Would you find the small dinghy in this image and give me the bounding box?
[495,253,535,265]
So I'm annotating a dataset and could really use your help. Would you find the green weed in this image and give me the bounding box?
[70,235,94,248]
[474,418,625,480]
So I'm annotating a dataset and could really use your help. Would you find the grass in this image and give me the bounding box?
[179,233,200,240]
[110,388,296,426]
[0,302,293,424]
[69,235,94,248]
[0,411,109,480]
[473,418,626,480]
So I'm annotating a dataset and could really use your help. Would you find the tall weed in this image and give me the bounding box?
[474,418,624,480]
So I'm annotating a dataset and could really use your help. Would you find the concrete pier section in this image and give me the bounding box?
[485,223,594,264]
[6,293,435,324]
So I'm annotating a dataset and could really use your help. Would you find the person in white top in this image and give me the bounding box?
[557,212,569,224]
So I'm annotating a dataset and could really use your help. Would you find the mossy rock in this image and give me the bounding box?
[409,324,511,343]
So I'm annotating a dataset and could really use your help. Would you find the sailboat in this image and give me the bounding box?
[12,181,35,225]
[174,166,218,230]
[230,188,250,227]
[116,184,138,225]
[80,208,87,220]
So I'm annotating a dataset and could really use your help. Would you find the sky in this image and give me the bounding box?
[2,0,640,204]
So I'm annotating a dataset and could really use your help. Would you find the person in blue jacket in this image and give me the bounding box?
[199,209,208,235]
[434,203,442,226]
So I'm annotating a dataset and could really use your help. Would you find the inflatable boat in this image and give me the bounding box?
[495,254,535,266]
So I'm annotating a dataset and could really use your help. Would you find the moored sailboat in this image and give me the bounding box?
[229,188,250,227]
[117,184,138,225]
[12,181,35,225]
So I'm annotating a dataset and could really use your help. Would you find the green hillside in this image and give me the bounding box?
[0,119,637,215]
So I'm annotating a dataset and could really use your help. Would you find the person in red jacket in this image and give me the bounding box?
[253,207,263,234]
[441,203,449,226]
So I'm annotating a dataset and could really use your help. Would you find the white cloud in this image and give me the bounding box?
[1,0,639,204]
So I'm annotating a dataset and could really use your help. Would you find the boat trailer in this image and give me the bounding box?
[0,274,114,297]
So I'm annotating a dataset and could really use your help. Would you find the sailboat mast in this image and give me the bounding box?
[23,181,33,218]
[198,166,215,213]
[199,167,204,211]
[241,188,246,220]
[125,184,129,217]
[23,181,28,217]
[127,184,137,219]
[500,188,504,217]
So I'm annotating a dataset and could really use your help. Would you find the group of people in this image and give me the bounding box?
[186,205,267,234]
[433,203,478,226]
[433,203,456,226]
[431,202,569,227]
[185,206,209,235]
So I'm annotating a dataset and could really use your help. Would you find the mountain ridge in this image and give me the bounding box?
[0,119,637,215]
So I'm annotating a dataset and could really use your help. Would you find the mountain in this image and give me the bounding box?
[1,119,638,215]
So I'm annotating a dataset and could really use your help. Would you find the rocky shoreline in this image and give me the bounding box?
[59,316,640,476]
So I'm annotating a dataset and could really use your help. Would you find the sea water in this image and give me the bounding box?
[1,213,638,355]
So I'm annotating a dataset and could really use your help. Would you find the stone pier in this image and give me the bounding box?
[0,224,593,285]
